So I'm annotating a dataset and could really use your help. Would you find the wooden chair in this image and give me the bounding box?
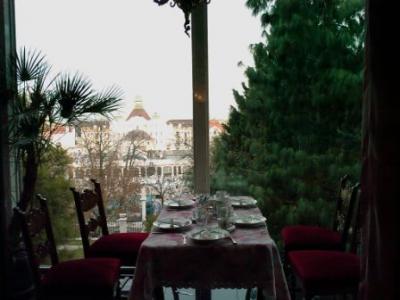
[71,179,149,267]
[15,194,121,300]
[72,179,181,300]
[287,183,361,300]
[281,175,355,253]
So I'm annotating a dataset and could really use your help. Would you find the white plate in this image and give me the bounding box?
[233,215,266,227]
[188,228,230,243]
[224,224,236,232]
[165,199,195,209]
[230,196,257,208]
[153,217,192,231]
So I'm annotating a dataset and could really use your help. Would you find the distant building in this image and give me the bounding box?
[50,97,224,201]
[166,119,193,151]
[209,119,225,141]
[50,125,76,149]
[166,118,225,150]
[126,98,151,121]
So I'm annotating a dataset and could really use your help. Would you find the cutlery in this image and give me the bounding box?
[181,234,187,245]
[229,235,238,245]
[152,231,187,244]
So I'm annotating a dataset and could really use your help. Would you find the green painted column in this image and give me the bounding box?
[191,4,211,300]
[191,3,210,194]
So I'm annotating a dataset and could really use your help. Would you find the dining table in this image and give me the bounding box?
[128,197,290,300]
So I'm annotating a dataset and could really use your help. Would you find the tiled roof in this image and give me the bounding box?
[209,119,224,131]
[127,108,151,121]
[127,99,151,121]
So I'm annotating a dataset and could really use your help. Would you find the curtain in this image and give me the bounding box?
[360,1,399,299]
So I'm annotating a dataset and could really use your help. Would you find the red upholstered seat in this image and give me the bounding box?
[41,258,121,299]
[281,225,342,251]
[16,196,122,300]
[88,232,149,265]
[288,250,360,293]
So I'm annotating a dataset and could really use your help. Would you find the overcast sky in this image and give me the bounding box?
[15,0,262,120]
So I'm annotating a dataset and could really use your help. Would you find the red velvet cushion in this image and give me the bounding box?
[88,232,149,265]
[41,258,120,299]
[281,225,342,251]
[288,250,360,293]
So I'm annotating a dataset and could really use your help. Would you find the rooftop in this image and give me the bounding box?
[127,98,151,121]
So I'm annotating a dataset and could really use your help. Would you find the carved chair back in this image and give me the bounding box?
[332,175,359,243]
[348,184,362,253]
[14,195,59,288]
[340,182,361,250]
[70,179,109,257]
[333,175,351,231]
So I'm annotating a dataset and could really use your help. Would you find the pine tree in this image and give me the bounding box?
[212,0,364,240]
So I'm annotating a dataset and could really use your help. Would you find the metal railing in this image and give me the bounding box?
[108,221,144,233]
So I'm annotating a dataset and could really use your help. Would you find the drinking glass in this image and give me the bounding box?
[217,205,233,230]
[215,190,229,202]
[195,205,212,231]
[195,193,209,204]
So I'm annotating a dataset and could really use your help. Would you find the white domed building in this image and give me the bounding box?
[111,96,173,151]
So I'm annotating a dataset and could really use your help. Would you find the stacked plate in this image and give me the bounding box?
[187,228,230,243]
[229,196,258,208]
[153,217,192,232]
[164,199,195,209]
[233,215,266,227]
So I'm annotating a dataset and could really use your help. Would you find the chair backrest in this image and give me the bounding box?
[348,184,362,253]
[333,174,351,231]
[341,183,361,250]
[71,179,109,257]
[14,195,59,288]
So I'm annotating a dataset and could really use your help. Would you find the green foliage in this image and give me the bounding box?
[143,214,158,232]
[10,47,123,210]
[34,145,76,244]
[9,48,123,248]
[58,248,84,262]
[212,0,364,242]
[210,169,251,196]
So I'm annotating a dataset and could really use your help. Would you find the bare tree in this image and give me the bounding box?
[145,175,176,206]
[75,120,121,205]
[76,125,152,217]
[119,130,151,207]
[122,130,151,171]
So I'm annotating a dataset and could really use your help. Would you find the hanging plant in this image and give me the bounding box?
[153,0,211,35]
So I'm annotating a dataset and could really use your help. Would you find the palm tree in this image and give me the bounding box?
[9,47,122,215]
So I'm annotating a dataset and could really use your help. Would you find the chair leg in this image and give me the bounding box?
[284,251,297,300]
[289,268,297,300]
[195,289,211,300]
[245,288,252,300]
[114,281,121,300]
[117,286,121,300]
[256,287,264,300]
[172,287,180,300]
[153,287,165,300]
